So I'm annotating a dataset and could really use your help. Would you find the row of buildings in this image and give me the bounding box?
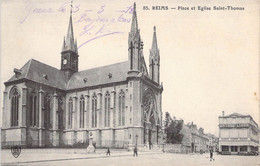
[165,118,218,154]
[169,112,260,155]
[180,121,218,153]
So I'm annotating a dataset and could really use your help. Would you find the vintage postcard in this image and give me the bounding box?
[1,0,259,165]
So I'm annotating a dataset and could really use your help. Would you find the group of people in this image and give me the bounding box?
[106,147,138,157]
[106,146,214,161]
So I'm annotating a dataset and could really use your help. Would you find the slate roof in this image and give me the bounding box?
[66,61,129,90]
[6,59,130,90]
[7,59,67,89]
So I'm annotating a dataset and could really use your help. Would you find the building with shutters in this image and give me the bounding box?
[219,112,259,155]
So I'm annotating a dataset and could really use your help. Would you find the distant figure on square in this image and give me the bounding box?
[106,147,110,156]
[210,148,214,161]
[133,146,138,157]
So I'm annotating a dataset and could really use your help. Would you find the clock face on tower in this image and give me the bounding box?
[61,52,78,71]
[63,59,67,65]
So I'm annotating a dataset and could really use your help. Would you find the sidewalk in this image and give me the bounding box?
[1,148,162,165]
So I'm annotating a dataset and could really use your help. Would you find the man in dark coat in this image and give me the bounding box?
[106,147,110,156]
[133,146,138,157]
[210,148,214,161]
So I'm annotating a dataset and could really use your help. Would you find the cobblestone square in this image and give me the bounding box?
[1,149,260,166]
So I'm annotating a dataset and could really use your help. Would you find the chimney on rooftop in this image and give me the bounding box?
[222,111,225,116]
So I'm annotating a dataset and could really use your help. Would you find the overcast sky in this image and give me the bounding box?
[1,0,259,136]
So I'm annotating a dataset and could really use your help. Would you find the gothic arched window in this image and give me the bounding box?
[68,97,73,129]
[104,91,110,127]
[143,90,156,117]
[10,87,19,127]
[118,90,125,126]
[44,94,51,129]
[29,90,38,127]
[58,97,63,130]
[92,93,97,128]
[143,89,157,144]
[80,95,85,128]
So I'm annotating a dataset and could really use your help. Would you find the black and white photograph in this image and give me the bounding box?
[0,0,259,165]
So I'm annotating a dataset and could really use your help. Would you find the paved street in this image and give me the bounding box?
[1,149,260,166]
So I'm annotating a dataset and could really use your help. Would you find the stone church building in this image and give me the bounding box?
[1,3,163,148]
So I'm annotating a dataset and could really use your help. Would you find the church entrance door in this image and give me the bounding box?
[143,89,160,149]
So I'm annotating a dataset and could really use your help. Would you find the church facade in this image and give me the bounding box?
[1,3,163,148]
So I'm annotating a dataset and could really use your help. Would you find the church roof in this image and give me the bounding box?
[66,61,129,90]
[6,59,129,91]
[6,59,67,89]
[5,3,149,91]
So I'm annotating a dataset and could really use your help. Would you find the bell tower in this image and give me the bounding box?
[61,1,78,79]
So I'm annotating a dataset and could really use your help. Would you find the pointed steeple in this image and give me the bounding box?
[149,26,160,83]
[128,3,141,73]
[130,2,138,34]
[151,26,158,51]
[61,1,77,53]
[60,0,79,75]
[66,11,74,49]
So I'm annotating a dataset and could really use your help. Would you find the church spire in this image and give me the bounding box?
[130,2,138,34]
[151,26,158,51]
[61,0,77,53]
[128,3,141,73]
[61,0,79,76]
[149,26,160,84]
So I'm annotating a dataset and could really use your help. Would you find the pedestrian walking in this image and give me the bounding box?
[106,147,110,156]
[133,146,138,157]
[210,148,214,161]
